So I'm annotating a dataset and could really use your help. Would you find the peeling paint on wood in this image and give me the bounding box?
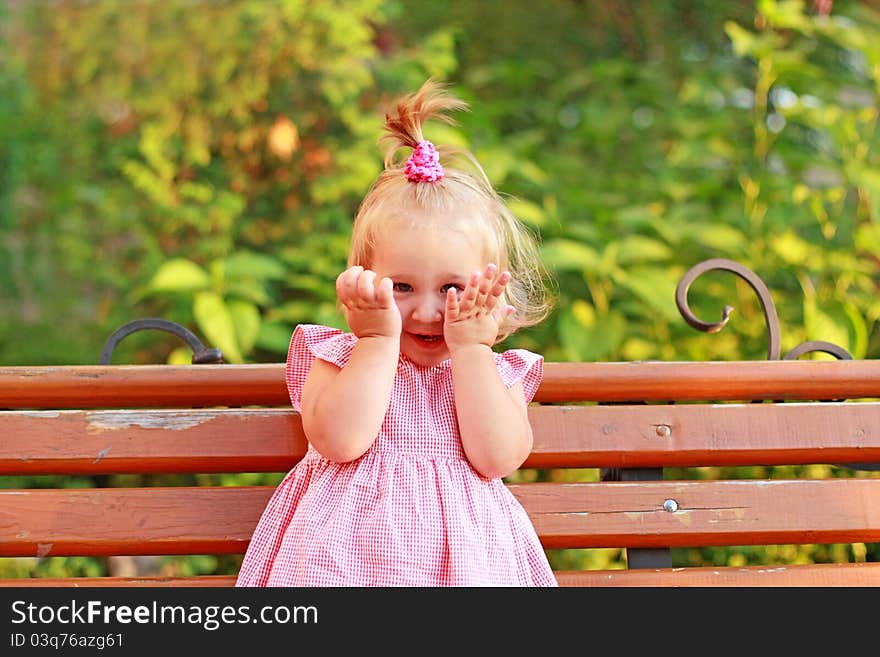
[86,411,219,430]
[13,411,62,418]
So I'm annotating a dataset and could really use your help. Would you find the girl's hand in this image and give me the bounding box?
[444,263,514,352]
[336,266,402,340]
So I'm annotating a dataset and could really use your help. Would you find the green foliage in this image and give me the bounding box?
[2,0,878,578]
[3,0,453,364]
[424,0,880,363]
[7,0,878,366]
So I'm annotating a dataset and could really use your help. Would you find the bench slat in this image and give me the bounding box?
[2,480,878,557]
[554,562,880,587]
[0,487,271,557]
[0,576,238,588]
[4,563,880,587]
[528,402,880,468]
[510,479,880,548]
[0,409,307,475]
[2,402,879,475]
[3,360,880,408]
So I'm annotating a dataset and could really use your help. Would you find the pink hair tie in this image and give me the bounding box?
[405,140,444,183]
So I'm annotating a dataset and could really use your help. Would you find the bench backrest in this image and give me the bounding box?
[2,360,879,586]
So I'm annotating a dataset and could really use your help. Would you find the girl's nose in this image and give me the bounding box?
[410,295,443,322]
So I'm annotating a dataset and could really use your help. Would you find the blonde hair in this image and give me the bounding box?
[349,79,551,342]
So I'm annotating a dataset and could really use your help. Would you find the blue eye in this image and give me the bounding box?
[393,282,412,293]
[441,284,463,294]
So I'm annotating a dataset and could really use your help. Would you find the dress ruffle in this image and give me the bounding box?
[285,324,356,412]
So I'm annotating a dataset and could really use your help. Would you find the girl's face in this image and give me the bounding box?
[371,222,488,367]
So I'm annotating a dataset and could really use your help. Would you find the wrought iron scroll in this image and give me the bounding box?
[675,258,783,360]
[675,258,879,470]
[100,318,224,365]
[675,258,852,362]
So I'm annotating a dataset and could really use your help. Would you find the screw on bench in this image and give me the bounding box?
[99,318,224,365]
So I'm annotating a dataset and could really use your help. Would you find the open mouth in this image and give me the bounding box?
[412,333,443,345]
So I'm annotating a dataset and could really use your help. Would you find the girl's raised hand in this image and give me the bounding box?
[336,266,402,339]
[444,263,514,352]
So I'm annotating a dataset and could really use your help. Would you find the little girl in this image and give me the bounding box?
[235,79,556,587]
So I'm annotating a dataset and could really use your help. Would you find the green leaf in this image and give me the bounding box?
[541,239,600,273]
[222,251,287,281]
[855,224,880,257]
[514,160,548,186]
[686,224,747,252]
[615,204,666,231]
[178,181,213,203]
[269,300,330,324]
[771,231,812,266]
[557,303,625,361]
[146,259,211,294]
[759,0,813,33]
[225,281,272,306]
[848,164,880,205]
[803,298,858,358]
[166,346,192,365]
[193,292,243,363]
[615,235,673,264]
[255,320,295,355]
[287,274,336,298]
[724,18,785,58]
[228,299,261,355]
[314,303,348,331]
[507,198,546,227]
[724,21,759,57]
[843,301,869,359]
[616,266,682,322]
[621,337,658,361]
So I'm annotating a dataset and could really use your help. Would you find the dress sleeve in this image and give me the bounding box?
[494,348,544,403]
[285,324,357,411]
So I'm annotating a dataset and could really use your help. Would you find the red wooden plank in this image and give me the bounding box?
[4,563,880,587]
[2,360,880,408]
[2,402,879,475]
[0,409,306,475]
[525,402,880,468]
[510,479,880,549]
[0,487,272,557]
[554,562,880,587]
[0,575,238,588]
[2,479,878,557]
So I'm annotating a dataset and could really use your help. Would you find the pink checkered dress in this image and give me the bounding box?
[235,324,557,587]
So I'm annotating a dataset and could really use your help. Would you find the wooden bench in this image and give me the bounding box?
[2,359,879,587]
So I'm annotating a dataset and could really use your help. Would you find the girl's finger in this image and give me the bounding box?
[336,266,362,304]
[489,271,511,299]
[474,264,497,309]
[458,271,480,311]
[492,304,516,325]
[357,269,377,303]
[376,276,394,307]
[445,286,460,317]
